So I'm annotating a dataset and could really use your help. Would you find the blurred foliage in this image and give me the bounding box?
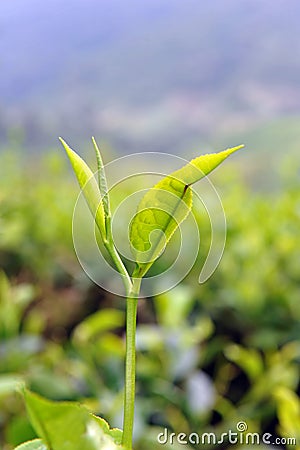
[0,148,299,449]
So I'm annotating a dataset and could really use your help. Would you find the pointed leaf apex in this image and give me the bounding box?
[59,137,76,158]
[224,144,245,155]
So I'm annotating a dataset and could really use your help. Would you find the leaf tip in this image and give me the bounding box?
[91,136,101,155]
[58,136,66,146]
[58,137,77,161]
[226,144,245,155]
[58,136,70,153]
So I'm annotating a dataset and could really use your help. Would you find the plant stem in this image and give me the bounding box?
[122,277,141,449]
[95,157,138,449]
[105,238,132,295]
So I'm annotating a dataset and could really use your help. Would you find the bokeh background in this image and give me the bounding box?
[0,1,299,449]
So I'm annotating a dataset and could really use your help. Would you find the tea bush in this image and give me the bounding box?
[0,149,299,449]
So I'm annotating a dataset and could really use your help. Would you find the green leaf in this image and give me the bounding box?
[92,137,110,219]
[92,416,123,445]
[23,389,124,450]
[130,145,243,277]
[14,439,47,450]
[59,138,106,241]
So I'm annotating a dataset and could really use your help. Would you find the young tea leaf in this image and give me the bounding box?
[92,137,110,219]
[130,145,243,277]
[59,138,106,241]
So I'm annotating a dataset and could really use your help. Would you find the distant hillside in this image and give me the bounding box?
[1,0,300,153]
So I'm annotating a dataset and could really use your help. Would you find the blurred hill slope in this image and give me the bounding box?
[0,0,300,152]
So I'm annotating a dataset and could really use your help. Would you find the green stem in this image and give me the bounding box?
[104,213,132,295]
[122,277,141,449]
[105,239,132,295]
